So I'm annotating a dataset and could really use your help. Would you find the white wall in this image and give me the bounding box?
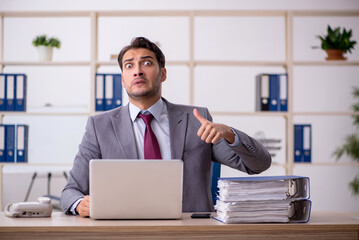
[1,0,359,213]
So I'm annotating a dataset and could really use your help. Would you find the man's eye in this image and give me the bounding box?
[125,63,132,69]
[143,61,151,66]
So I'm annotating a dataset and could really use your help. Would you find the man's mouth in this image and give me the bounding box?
[132,77,147,86]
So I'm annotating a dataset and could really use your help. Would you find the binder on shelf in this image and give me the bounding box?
[0,75,5,111]
[5,75,15,111]
[113,74,122,109]
[256,73,288,112]
[294,124,312,163]
[105,75,114,111]
[16,125,29,163]
[5,124,15,163]
[95,74,105,111]
[95,73,123,112]
[256,74,269,111]
[214,176,311,224]
[279,74,288,112]
[0,125,5,162]
[15,74,26,112]
[269,74,279,111]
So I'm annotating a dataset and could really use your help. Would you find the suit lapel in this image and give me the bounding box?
[110,105,138,159]
[165,99,187,160]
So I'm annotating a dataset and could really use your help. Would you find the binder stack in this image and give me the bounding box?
[214,176,311,224]
[0,124,29,163]
[95,73,122,111]
[256,73,287,112]
[0,73,27,112]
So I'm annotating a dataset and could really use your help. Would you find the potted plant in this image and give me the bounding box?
[316,25,357,60]
[32,34,61,61]
[333,87,359,195]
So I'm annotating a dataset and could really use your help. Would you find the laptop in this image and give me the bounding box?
[89,159,183,219]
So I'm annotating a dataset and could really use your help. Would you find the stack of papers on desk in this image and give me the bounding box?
[214,176,312,224]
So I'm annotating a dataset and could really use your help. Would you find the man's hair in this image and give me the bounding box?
[117,37,165,71]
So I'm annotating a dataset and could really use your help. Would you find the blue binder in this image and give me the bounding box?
[113,74,122,109]
[269,74,279,111]
[15,74,27,112]
[5,75,15,111]
[95,74,105,111]
[0,74,5,111]
[210,162,221,205]
[5,124,16,162]
[0,125,5,162]
[279,74,288,112]
[294,124,312,163]
[16,125,29,163]
[105,75,114,111]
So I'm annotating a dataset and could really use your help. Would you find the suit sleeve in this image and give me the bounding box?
[202,108,271,174]
[60,116,101,214]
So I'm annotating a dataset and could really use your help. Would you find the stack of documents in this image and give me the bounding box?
[214,176,311,224]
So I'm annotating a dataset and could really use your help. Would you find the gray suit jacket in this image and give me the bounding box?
[60,98,271,213]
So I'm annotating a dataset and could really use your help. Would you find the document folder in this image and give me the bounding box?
[16,125,29,163]
[113,74,122,109]
[294,124,312,163]
[214,175,311,224]
[95,74,105,111]
[15,74,26,111]
[6,75,15,111]
[105,75,114,111]
[0,75,5,111]
[0,125,5,162]
[5,125,15,162]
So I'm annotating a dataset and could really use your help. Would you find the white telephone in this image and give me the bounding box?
[5,197,53,218]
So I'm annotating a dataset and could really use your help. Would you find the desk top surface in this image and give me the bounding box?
[0,211,359,230]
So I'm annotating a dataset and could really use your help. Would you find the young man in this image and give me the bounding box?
[60,37,271,217]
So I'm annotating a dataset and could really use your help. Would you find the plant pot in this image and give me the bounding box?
[37,46,53,61]
[325,49,346,61]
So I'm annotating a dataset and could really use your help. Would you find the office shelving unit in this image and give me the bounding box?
[0,10,358,208]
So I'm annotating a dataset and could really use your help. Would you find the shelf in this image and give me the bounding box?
[0,112,91,117]
[293,111,359,116]
[294,61,359,66]
[0,61,91,66]
[97,60,189,67]
[211,112,289,117]
[294,162,359,167]
[195,60,287,67]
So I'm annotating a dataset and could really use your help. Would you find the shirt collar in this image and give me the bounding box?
[129,98,165,122]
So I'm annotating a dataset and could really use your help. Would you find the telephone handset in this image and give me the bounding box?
[5,197,53,218]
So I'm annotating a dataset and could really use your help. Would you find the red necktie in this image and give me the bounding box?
[138,113,162,159]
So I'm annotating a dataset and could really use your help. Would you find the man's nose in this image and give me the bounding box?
[133,65,144,77]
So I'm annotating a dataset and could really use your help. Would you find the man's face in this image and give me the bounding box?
[121,48,166,102]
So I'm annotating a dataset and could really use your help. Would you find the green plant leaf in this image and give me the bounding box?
[349,176,359,196]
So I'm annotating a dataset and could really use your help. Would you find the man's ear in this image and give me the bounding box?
[161,68,167,82]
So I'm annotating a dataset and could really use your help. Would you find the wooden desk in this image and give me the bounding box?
[0,211,358,240]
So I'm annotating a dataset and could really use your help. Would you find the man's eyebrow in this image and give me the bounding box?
[123,56,154,64]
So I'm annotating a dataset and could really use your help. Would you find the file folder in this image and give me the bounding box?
[5,124,15,162]
[269,74,279,111]
[279,74,288,112]
[6,75,15,111]
[95,74,105,111]
[0,75,5,111]
[15,74,26,112]
[16,125,28,163]
[0,125,5,162]
[105,75,114,111]
[256,74,270,111]
[211,162,221,204]
[294,124,312,163]
[113,74,122,109]
[214,175,311,223]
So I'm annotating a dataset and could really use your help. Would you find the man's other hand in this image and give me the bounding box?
[193,108,235,144]
[76,195,90,217]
